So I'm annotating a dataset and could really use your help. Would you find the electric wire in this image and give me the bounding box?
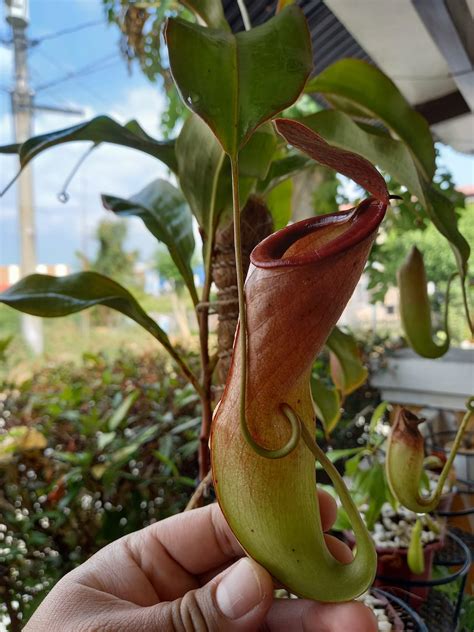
[30,19,103,45]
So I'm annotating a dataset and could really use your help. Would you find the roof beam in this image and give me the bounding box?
[412,0,474,110]
[415,90,470,125]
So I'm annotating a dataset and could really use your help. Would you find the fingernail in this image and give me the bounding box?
[216,558,264,619]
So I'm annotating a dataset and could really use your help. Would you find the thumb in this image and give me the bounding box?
[143,557,274,631]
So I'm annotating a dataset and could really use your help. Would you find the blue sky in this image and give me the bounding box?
[0,0,473,268]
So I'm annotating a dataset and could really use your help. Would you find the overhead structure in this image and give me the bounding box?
[223,0,474,154]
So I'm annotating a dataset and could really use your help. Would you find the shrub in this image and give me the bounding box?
[0,351,200,627]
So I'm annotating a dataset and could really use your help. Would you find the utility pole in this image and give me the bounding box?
[4,0,84,354]
[5,0,43,354]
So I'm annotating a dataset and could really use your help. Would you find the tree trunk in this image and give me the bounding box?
[212,195,273,390]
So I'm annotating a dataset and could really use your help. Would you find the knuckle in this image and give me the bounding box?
[163,590,218,632]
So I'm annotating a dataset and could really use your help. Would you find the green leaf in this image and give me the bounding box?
[296,111,426,205]
[108,391,139,431]
[0,116,177,182]
[305,59,436,181]
[426,186,470,276]
[364,471,387,531]
[326,326,368,396]
[369,401,389,434]
[0,272,175,356]
[311,376,342,435]
[180,0,230,30]
[176,115,276,251]
[265,178,292,230]
[102,179,197,304]
[239,123,278,180]
[166,5,312,157]
[97,431,116,451]
[315,447,362,470]
[175,113,228,234]
[153,450,179,477]
[257,152,310,194]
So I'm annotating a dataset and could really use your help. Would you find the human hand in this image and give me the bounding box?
[25,491,377,631]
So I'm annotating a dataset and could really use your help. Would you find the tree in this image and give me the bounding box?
[92,220,138,288]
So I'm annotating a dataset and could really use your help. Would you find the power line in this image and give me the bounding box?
[29,19,103,46]
[35,53,119,92]
[33,48,127,117]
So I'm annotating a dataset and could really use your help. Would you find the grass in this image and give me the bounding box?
[0,291,203,380]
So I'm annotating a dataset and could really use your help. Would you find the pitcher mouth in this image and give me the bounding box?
[250,198,386,269]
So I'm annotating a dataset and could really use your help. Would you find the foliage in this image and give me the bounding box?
[89,220,138,287]
[0,1,472,618]
[0,351,200,626]
[101,0,190,137]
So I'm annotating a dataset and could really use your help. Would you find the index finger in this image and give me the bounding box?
[140,487,339,577]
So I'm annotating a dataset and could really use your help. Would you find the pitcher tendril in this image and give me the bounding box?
[231,157,300,459]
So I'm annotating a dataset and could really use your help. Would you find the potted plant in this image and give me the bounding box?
[1,0,472,611]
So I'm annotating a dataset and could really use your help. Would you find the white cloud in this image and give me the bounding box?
[0,47,12,77]
[0,85,173,266]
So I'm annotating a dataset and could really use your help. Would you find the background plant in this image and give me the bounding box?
[0,0,472,624]
[0,350,200,629]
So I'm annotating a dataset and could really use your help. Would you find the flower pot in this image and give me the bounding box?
[374,538,444,606]
[344,527,445,608]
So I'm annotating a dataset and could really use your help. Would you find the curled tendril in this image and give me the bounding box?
[240,402,301,459]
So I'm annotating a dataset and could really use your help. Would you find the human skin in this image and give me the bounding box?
[25,493,377,631]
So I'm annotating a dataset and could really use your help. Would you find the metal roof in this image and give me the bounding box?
[222,0,372,75]
[223,0,474,154]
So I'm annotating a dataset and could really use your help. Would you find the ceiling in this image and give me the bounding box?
[223,0,474,154]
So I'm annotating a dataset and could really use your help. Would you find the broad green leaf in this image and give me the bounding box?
[108,391,139,431]
[310,376,341,435]
[306,59,435,181]
[0,272,176,355]
[176,113,229,235]
[239,123,278,180]
[166,5,312,156]
[0,115,177,175]
[297,111,426,205]
[102,179,197,305]
[176,115,276,242]
[265,178,292,230]
[257,152,310,194]
[426,186,470,276]
[180,0,230,30]
[326,326,368,395]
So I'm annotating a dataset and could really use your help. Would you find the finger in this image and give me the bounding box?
[265,598,378,632]
[137,503,243,577]
[137,558,274,632]
[317,488,337,532]
[323,533,354,564]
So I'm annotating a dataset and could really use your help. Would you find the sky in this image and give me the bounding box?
[0,0,473,269]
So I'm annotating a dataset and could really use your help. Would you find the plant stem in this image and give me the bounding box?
[165,340,204,400]
[236,0,251,31]
[461,276,474,335]
[194,153,226,480]
[185,469,213,511]
[230,157,250,451]
[432,397,474,503]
